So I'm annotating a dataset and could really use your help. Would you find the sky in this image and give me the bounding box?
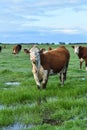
[0,0,87,44]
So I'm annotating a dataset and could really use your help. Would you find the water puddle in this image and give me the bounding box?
[5,82,20,85]
[0,97,59,129]
[0,104,5,110]
[81,77,85,80]
[47,97,58,102]
[0,102,36,111]
[2,123,34,130]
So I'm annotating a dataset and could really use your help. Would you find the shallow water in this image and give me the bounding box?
[0,104,5,110]
[0,97,58,129]
[81,77,85,80]
[5,82,20,85]
[0,102,36,111]
[2,123,33,130]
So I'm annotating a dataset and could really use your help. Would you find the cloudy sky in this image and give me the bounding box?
[0,0,87,43]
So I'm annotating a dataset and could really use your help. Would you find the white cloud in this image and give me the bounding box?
[55,28,80,34]
[0,0,87,42]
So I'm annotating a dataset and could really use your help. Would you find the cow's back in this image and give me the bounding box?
[40,46,70,73]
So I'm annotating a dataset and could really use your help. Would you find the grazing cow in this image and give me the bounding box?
[26,45,70,89]
[72,45,87,70]
[12,44,22,55]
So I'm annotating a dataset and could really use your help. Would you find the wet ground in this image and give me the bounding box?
[2,123,33,130]
[5,82,20,85]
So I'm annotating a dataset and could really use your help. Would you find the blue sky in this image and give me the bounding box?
[0,0,87,43]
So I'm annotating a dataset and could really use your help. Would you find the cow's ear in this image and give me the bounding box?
[24,49,30,54]
[48,47,52,50]
[40,48,45,53]
[71,46,74,48]
[79,46,81,49]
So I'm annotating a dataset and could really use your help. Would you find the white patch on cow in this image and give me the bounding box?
[29,46,41,69]
[13,50,16,53]
[80,58,84,62]
[42,70,48,84]
[33,72,41,87]
[38,66,44,80]
[49,69,54,75]
[74,46,79,54]
[86,67,87,70]
[32,62,42,87]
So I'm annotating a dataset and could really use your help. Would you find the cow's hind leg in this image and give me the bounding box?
[59,73,64,86]
[64,61,69,81]
[85,59,87,70]
[59,66,67,86]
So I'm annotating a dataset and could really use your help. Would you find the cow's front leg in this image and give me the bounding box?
[80,58,84,69]
[33,73,41,89]
[59,73,64,86]
[41,70,49,89]
[80,61,82,69]
[32,65,41,89]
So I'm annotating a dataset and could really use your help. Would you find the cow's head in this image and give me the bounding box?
[24,45,45,66]
[29,45,42,65]
[72,45,80,54]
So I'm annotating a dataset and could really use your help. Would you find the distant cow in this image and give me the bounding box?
[26,45,70,89]
[12,44,22,55]
[0,46,2,52]
[24,48,30,54]
[72,45,87,70]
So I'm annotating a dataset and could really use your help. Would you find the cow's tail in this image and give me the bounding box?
[64,54,70,80]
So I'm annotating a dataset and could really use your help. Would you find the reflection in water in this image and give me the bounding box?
[37,97,47,105]
[37,96,58,105]
[0,104,5,110]
[2,123,33,130]
[5,82,20,85]
[0,102,36,111]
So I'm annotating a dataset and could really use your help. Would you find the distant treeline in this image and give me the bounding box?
[0,42,87,45]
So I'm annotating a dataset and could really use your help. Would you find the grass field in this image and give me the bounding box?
[0,44,87,130]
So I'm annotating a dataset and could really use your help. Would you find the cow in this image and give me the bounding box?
[26,45,70,89]
[0,46,2,52]
[12,44,22,55]
[24,48,30,54]
[72,45,87,70]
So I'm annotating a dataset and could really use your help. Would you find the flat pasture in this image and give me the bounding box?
[0,44,87,130]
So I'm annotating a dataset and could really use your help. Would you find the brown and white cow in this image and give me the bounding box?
[26,45,70,89]
[72,45,87,70]
[12,44,22,55]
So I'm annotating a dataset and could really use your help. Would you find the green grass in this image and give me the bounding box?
[0,44,87,130]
